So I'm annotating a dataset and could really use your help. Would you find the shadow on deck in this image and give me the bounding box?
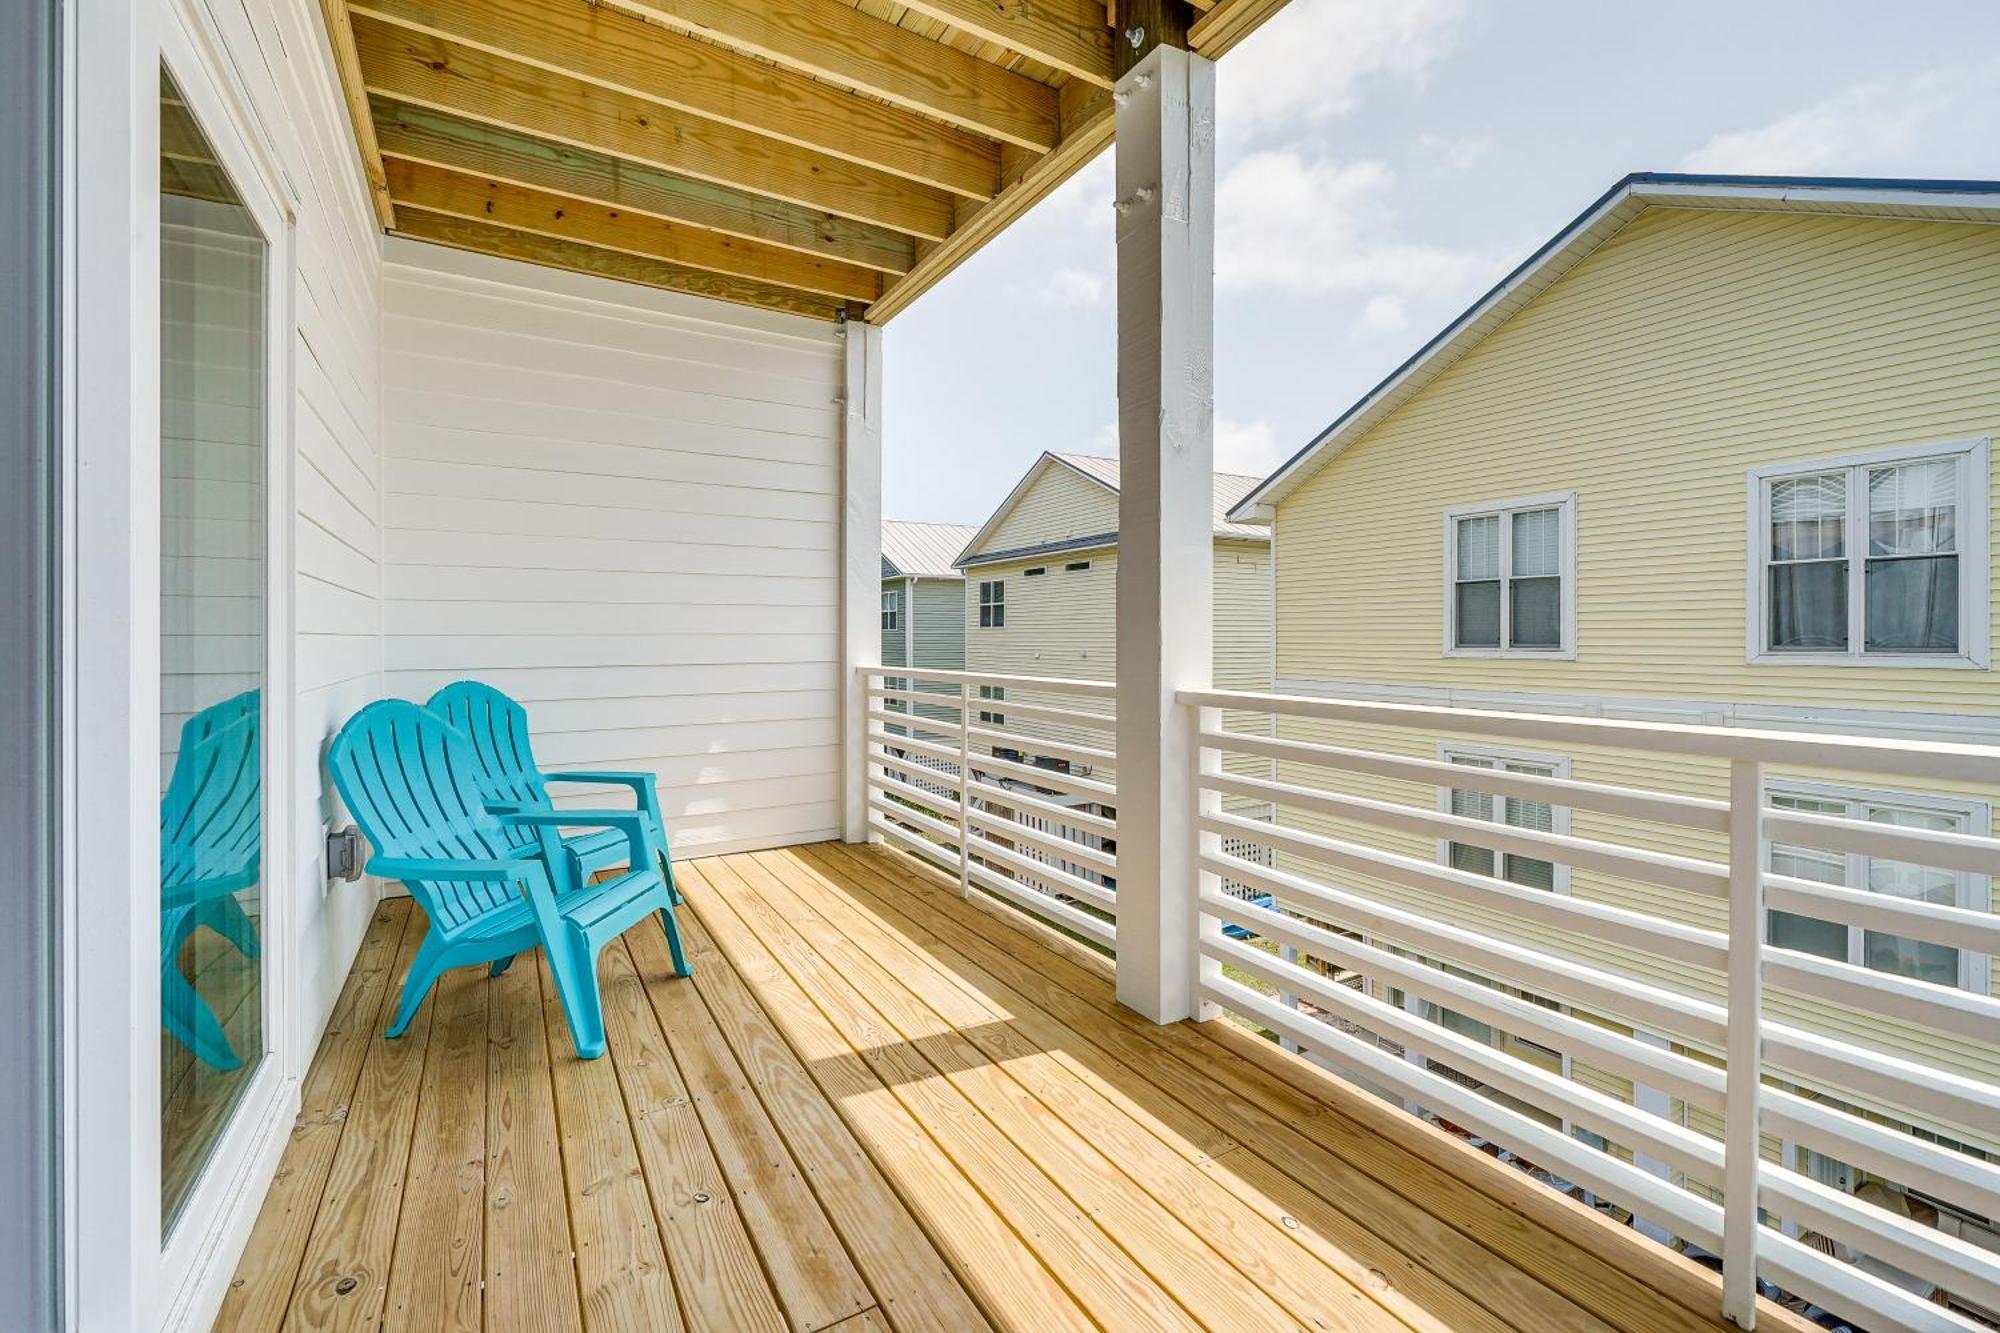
[218,840,1805,1332]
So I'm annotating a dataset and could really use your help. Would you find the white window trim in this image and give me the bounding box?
[1764,776,1991,994]
[1435,741,1572,895]
[1745,437,1990,669]
[1442,492,1578,660]
[880,588,899,631]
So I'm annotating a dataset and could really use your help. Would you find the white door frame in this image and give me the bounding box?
[68,0,300,1326]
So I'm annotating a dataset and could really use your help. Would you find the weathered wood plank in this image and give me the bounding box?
[391,209,844,322]
[383,158,881,304]
[351,0,1001,199]
[778,844,1413,1333]
[283,903,441,1330]
[675,864,1093,1331]
[374,99,915,275]
[353,16,956,241]
[687,859,1203,1331]
[596,938,787,1333]
[537,951,685,1331]
[382,962,487,1332]
[839,842,1781,1333]
[641,911,992,1333]
[732,850,1318,1332]
[485,946,585,1331]
[599,0,1060,152]
[214,899,411,1332]
[893,0,1113,86]
[315,0,398,225]
[625,925,873,1333]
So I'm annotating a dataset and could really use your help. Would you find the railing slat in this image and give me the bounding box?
[1199,727,1732,831]
[1202,771,1730,898]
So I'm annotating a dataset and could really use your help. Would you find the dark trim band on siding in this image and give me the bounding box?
[957,531,1119,568]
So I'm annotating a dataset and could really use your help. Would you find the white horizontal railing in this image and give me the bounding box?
[862,666,1117,952]
[1183,686,2000,1333]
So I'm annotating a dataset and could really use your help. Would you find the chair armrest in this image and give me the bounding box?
[498,810,651,866]
[542,770,662,824]
[369,854,545,884]
[544,769,655,789]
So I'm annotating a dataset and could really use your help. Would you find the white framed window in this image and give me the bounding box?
[977,684,1005,726]
[977,580,1005,628]
[1437,743,1570,894]
[1747,439,1990,668]
[1765,779,1990,993]
[1443,493,1577,658]
[880,589,899,631]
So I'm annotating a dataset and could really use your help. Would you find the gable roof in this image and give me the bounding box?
[882,520,978,580]
[1228,172,2000,522]
[957,451,1268,567]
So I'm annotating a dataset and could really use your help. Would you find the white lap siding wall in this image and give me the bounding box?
[379,241,845,856]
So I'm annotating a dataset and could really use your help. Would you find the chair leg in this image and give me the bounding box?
[198,892,261,961]
[162,964,241,1071]
[658,849,683,906]
[659,902,690,978]
[549,940,607,1060]
[387,942,449,1039]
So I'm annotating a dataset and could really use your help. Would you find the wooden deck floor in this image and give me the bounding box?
[219,841,1801,1332]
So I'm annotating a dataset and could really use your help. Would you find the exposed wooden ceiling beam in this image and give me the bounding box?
[869,82,1113,323]
[353,14,957,241]
[315,0,397,226]
[892,0,1114,87]
[1188,0,1290,58]
[384,157,882,302]
[393,207,843,319]
[350,0,1002,201]
[599,0,1061,153]
[373,99,915,275]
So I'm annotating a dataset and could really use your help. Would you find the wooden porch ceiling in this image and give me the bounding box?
[316,0,1288,322]
[219,841,1805,1332]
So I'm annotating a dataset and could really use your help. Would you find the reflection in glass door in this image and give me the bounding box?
[158,66,267,1229]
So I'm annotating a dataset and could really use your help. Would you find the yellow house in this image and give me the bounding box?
[1226,173,2000,1284]
[952,451,1277,875]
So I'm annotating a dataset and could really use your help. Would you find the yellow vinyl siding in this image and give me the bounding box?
[1275,207,2000,710]
[1264,207,2000,1152]
[984,463,1119,552]
[964,538,1272,804]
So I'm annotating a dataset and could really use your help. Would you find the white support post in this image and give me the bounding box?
[1112,43,1215,1024]
[1723,757,1765,1328]
[840,317,883,844]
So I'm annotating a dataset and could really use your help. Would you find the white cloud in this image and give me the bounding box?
[1412,131,1490,174]
[1080,417,1287,480]
[1219,0,1475,137]
[1215,417,1286,477]
[1215,149,1503,324]
[1035,266,1108,309]
[1683,63,2000,176]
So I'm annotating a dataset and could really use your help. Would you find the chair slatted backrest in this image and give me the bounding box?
[161,693,262,897]
[328,700,526,934]
[427,680,549,810]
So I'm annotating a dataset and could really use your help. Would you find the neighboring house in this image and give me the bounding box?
[955,451,1279,901]
[879,521,976,773]
[1229,173,2000,1299]
[881,520,975,675]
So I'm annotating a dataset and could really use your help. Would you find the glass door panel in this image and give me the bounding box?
[159,66,268,1229]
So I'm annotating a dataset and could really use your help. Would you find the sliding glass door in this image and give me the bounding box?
[157,65,270,1232]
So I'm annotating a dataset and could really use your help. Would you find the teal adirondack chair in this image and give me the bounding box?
[160,690,263,1071]
[426,680,681,904]
[328,699,688,1059]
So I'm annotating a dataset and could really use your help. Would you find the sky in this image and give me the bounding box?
[880,0,2000,524]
